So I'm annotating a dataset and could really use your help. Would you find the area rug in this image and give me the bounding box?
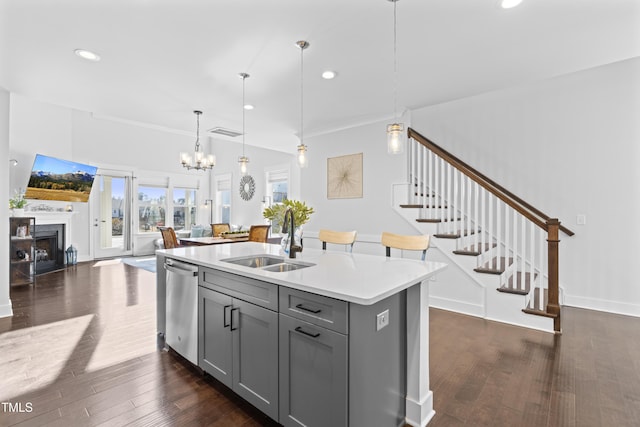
[121,257,157,273]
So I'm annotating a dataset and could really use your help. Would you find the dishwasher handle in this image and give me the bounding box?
[164,260,198,277]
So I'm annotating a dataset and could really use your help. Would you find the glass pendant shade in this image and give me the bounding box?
[238,155,249,175]
[297,144,308,168]
[387,123,406,154]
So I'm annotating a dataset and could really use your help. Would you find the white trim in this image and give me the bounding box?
[91,113,192,137]
[563,294,640,318]
[0,301,13,318]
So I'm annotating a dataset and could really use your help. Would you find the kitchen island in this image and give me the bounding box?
[157,242,447,427]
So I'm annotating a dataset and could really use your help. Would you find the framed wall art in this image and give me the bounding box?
[327,153,363,199]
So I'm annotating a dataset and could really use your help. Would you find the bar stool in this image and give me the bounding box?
[318,229,357,252]
[381,231,430,260]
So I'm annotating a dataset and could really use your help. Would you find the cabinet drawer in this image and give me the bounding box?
[279,287,348,334]
[200,268,278,311]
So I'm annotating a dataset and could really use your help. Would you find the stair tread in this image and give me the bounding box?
[453,243,496,256]
[497,272,537,295]
[522,288,557,318]
[434,230,477,239]
[474,257,513,274]
[416,217,459,223]
[400,204,447,209]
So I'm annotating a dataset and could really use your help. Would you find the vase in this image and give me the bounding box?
[280,226,303,254]
[12,208,25,217]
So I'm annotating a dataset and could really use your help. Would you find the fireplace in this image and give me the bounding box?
[34,223,66,275]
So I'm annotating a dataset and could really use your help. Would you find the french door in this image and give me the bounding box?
[92,171,133,258]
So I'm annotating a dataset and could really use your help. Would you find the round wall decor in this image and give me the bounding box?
[239,175,255,201]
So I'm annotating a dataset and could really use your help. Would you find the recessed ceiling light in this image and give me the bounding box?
[501,0,523,9]
[74,49,101,62]
[322,70,336,80]
[244,104,254,110]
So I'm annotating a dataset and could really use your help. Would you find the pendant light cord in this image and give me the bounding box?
[393,0,398,123]
[242,75,246,157]
[195,111,201,152]
[300,44,304,146]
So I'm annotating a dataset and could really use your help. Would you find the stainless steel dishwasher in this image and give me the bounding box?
[164,258,199,365]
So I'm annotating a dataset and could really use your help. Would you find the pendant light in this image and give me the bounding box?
[386,0,406,154]
[296,40,309,168]
[238,72,250,175]
[181,110,216,170]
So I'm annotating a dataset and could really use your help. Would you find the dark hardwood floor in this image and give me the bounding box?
[1,260,639,426]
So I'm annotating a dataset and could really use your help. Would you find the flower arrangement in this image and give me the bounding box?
[9,189,27,209]
[263,199,314,233]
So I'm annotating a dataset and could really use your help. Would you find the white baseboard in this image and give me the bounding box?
[563,294,640,318]
[429,296,485,318]
[0,300,13,318]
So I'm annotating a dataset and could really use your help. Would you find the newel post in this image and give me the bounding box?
[546,218,561,333]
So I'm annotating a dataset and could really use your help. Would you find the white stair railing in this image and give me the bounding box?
[407,128,573,332]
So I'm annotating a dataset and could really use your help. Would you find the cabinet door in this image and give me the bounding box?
[232,299,279,421]
[198,286,233,388]
[279,314,348,427]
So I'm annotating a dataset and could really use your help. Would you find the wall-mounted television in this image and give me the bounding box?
[24,154,98,203]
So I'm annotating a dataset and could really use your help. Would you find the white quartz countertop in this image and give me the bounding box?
[158,242,447,305]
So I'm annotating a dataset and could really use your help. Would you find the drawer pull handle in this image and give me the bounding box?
[295,303,322,314]
[223,305,232,328]
[295,326,320,338]
[230,308,239,331]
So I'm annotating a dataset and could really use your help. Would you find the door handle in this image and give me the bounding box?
[223,305,232,328]
[230,307,239,331]
[295,326,320,338]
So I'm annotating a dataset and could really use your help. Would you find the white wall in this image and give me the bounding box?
[300,117,417,254]
[210,138,297,230]
[0,87,11,318]
[411,57,640,316]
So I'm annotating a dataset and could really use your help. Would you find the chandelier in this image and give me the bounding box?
[181,110,216,171]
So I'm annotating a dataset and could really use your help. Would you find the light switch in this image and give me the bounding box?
[577,214,586,225]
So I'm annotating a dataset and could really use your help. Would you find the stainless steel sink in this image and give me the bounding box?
[262,262,313,273]
[221,255,315,272]
[221,255,284,268]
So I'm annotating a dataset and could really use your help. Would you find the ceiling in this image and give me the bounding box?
[1,0,638,153]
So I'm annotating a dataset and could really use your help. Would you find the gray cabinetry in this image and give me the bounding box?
[198,269,279,420]
[278,313,348,427]
[199,286,233,386]
[194,264,407,427]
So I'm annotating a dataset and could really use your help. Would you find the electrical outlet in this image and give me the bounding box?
[376,309,389,331]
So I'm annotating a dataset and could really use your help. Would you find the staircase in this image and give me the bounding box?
[396,128,574,333]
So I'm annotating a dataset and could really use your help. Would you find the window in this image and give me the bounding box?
[138,186,167,232]
[173,188,197,231]
[266,169,289,204]
[265,169,289,233]
[214,174,232,224]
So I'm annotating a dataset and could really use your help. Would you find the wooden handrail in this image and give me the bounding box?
[408,128,574,237]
